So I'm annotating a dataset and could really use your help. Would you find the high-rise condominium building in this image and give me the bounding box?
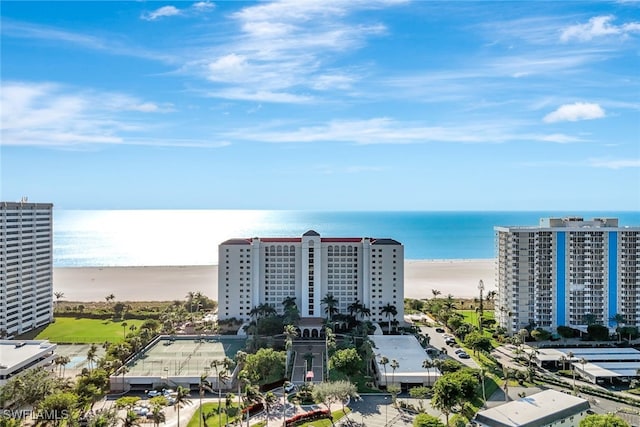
[218,230,404,328]
[495,217,639,335]
[0,201,54,338]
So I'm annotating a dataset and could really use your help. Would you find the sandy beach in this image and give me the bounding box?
[53,259,495,302]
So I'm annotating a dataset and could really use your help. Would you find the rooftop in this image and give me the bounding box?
[474,389,590,427]
[369,335,438,384]
[0,340,57,372]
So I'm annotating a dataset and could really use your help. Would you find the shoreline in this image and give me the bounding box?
[53,259,496,302]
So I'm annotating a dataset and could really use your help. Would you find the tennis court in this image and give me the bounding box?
[126,336,245,377]
[55,344,107,376]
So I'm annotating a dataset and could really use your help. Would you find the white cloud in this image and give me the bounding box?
[2,19,175,62]
[543,102,606,123]
[540,133,587,143]
[0,82,180,147]
[192,1,215,11]
[141,6,181,21]
[589,158,640,169]
[190,0,403,103]
[227,117,548,145]
[561,15,640,42]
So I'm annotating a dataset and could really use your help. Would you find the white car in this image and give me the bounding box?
[284,383,296,393]
[147,390,162,397]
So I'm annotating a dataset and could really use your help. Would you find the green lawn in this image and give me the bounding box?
[457,310,494,327]
[187,402,239,427]
[35,317,145,343]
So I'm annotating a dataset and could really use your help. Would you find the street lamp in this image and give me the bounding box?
[478,280,485,333]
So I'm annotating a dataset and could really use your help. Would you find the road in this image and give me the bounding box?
[419,323,479,369]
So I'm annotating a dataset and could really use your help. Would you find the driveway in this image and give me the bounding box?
[420,324,479,369]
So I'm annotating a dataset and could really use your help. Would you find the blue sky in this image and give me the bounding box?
[1,1,639,210]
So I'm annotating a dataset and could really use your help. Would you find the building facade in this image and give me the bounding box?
[218,230,404,327]
[474,389,591,427]
[495,217,639,335]
[0,201,54,337]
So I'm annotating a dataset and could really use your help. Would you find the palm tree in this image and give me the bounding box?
[443,294,456,310]
[390,359,399,385]
[186,291,195,314]
[173,385,192,427]
[422,359,434,386]
[359,305,371,321]
[567,351,576,392]
[262,391,278,422]
[322,294,339,321]
[86,343,98,371]
[380,303,397,333]
[431,289,441,299]
[224,392,235,427]
[347,299,363,319]
[198,373,213,427]
[610,313,625,342]
[150,405,166,427]
[121,410,141,427]
[122,322,128,340]
[578,357,587,385]
[583,313,598,326]
[379,356,389,388]
[54,291,64,310]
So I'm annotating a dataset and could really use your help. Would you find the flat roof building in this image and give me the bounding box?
[218,231,404,332]
[0,201,54,337]
[474,389,591,427]
[370,335,439,388]
[495,217,640,335]
[0,339,57,386]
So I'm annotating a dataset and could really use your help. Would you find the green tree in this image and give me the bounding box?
[557,326,575,341]
[243,348,286,385]
[587,324,609,341]
[87,407,119,427]
[0,367,60,409]
[121,410,141,427]
[390,359,400,385]
[431,379,461,425]
[198,374,213,427]
[330,348,362,378]
[413,413,446,427]
[380,303,398,333]
[322,294,339,321]
[464,331,492,354]
[173,385,193,427]
[580,414,629,427]
[409,386,431,413]
[39,392,79,425]
[379,356,389,388]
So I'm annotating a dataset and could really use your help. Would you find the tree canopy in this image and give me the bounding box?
[242,348,286,385]
[579,414,629,427]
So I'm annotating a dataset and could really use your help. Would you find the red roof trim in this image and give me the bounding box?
[321,238,363,242]
[260,238,302,242]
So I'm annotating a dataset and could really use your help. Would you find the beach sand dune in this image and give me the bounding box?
[53,259,495,302]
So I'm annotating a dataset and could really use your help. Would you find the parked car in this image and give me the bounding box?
[454,348,465,355]
[435,328,445,333]
[147,390,162,397]
[284,382,296,393]
[458,351,470,359]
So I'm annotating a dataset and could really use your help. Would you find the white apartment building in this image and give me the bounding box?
[0,201,54,337]
[218,230,404,328]
[495,217,639,335]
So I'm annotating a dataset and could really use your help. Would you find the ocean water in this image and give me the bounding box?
[53,210,640,267]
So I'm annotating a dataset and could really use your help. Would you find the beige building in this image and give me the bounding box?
[218,230,404,331]
[495,217,640,335]
[474,390,591,427]
[0,201,54,337]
